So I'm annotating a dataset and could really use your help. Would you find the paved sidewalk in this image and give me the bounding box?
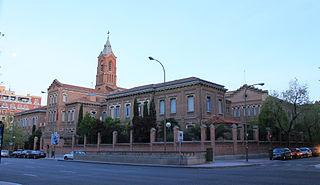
[44,156,270,168]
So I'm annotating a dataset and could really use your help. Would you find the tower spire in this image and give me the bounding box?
[102,31,113,56]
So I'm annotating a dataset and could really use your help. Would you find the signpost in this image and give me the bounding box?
[0,121,5,164]
[177,131,183,165]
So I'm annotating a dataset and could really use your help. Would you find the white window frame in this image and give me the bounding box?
[187,96,194,112]
[170,98,176,114]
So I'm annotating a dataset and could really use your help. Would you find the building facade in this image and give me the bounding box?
[1,86,41,121]
[226,85,268,122]
[14,106,47,134]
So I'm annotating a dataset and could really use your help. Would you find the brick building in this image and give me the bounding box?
[14,106,47,134]
[0,86,41,121]
[226,85,268,122]
[39,35,232,149]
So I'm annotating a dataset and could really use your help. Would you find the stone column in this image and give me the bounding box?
[72,134,75,151]
[253,125,259,141]
[201,124,207,151]
[39,136,43,150]
[97,132,101,151]
[84,135,87,151]
[210,125,215,160]
[239,124,244,143]
[150,128,156,151]
[113,131,118,151]
[33,136,38,151]
[232,124,237,155]
[130,129,133,151]
[173,126,179,151]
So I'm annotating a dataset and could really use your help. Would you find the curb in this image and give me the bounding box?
[57,159,261,169]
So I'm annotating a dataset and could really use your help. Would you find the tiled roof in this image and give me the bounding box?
[14,106,47,116]
[107,77,225,98]
[226,84,268,98]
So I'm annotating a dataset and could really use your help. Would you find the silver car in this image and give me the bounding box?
[1,150,9,157]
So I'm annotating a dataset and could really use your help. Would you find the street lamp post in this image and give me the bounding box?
[244,82,264,162]
[148,56,168,152]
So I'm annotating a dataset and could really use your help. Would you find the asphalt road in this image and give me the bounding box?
[0,157,319,185]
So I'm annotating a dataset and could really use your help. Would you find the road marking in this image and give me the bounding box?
[60,170,76,174]
[23,174,37,177]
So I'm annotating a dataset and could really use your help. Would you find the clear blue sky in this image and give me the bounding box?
[0,0,319,105]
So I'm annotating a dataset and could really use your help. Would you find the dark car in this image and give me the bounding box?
[21,150,33,158]
[290,148,303,159]
[30,151,46,159]
[272,148,292,160]
[300,147,312,158]
[310,147,320,157]
[11,151,23,158]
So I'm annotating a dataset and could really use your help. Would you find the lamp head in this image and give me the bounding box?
[148,56,154,61]
[166,122,171,128]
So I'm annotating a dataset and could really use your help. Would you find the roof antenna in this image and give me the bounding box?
[244,69,247,85]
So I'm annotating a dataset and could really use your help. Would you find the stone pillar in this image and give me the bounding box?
[113,131,118,151]
[84,135,87,150]
[33,136,38,151]
[39,136,43,150]
[130,129,133,151]
[239,124,244,143]
[173,126,179,151]
[201,124,207,151]
[253,125,259,141]
[150,128,156,151]
[210,125,215,160]
[97,132,101,151]
[72,134,75,151]
[232,124,237,155]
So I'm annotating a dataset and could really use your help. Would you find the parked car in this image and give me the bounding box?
[1,150,9,157]
[300,147,312,158]
[272,148,292,160]
[11,150,23,158]
[310,147,320,157]
[21,150,33,158]
[30,151,46,159]
[290,148,303,159]
[63,151,86,160]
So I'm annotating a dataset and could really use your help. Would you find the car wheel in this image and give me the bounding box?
[64,156,68,160]
[33,156,36,159]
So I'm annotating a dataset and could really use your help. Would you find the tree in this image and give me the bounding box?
[77,113,96,143]
[296,103,320,145]
[149,97,156,123]
[133,98,139,118]
[281,78,309,145]
[158,118,180,141]
[77,104,84,130]
[143,101,149,117]
[3,126,28,150]
[258,96,288,142]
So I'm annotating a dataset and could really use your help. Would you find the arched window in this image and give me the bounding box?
[100,60,104,72]
[109,61,112,72]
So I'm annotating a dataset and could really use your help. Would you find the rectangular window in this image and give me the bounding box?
[138,103,142,116]
[218,99,222,114]
[258,105,261,114]
[63,95,67,102]
[243,106,246,117]
[253,105,256,116]
[247,106,250,116]
[62,111,65,121]
[206,96,211,112]
[103,112,107,121]
[170,99,176,113]
[160,100,165,115]
[125,104,130,118]
[72,111,75,121]
[110,107,114,119]
[116,106,120,118]
[233,108,237,117]
[187,96,194,112]
[68,111,71,122]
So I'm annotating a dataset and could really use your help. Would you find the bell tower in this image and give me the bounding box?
[95,34,117,93]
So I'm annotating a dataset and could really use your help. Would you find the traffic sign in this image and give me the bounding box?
[178,131,183,142]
